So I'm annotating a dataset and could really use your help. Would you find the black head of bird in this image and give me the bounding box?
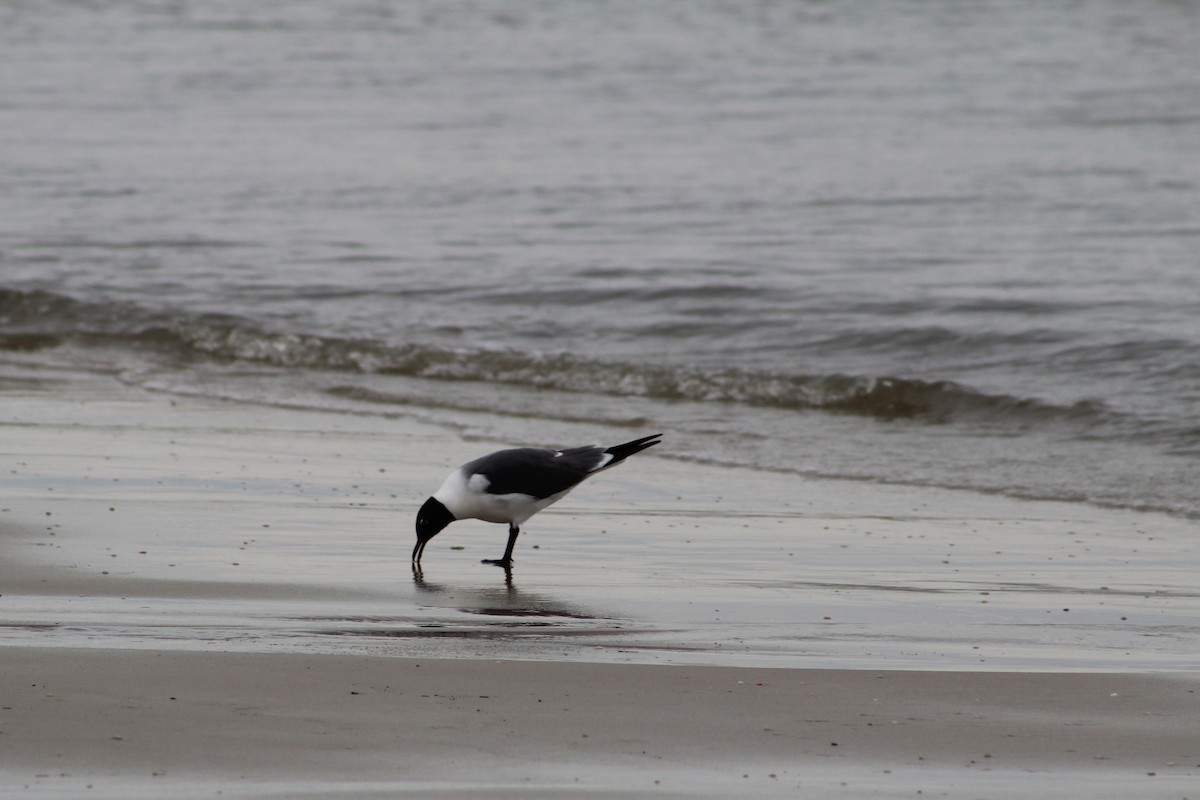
[413,496,454,565]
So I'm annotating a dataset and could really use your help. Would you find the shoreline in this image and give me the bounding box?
[3,368,1199,796]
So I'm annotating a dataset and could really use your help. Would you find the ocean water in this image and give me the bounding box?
[2,0,1199,517]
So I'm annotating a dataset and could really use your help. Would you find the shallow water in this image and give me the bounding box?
[4,376,1198,672]
[2,1,1199,517]
[8,498,1200,672]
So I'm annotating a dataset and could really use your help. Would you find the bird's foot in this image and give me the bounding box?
[481,558,513,568]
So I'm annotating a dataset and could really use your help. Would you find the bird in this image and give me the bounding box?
[413,434,662,569]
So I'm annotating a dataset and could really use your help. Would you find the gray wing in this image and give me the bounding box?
[465,446,606,499]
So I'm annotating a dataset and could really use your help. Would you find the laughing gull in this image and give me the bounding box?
[413,434,662,569]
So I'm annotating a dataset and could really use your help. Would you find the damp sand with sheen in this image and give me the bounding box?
[3,369,1197,672]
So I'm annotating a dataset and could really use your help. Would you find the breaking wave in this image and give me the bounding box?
[0,286,1120,430]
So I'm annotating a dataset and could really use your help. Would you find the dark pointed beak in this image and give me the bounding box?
[412,536,428,566]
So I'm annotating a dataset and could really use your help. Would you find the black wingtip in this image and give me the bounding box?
[605,433,663,464]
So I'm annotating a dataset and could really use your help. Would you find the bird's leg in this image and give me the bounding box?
[482,523,519,567]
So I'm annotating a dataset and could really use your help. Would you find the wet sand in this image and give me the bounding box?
[2,368,1199,797]
[4,648,1197,799]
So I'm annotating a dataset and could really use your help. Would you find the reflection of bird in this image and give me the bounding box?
[413,434,662,569]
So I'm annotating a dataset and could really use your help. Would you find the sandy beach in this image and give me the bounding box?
[3,369,1199,798]
[5,648,1197,799]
